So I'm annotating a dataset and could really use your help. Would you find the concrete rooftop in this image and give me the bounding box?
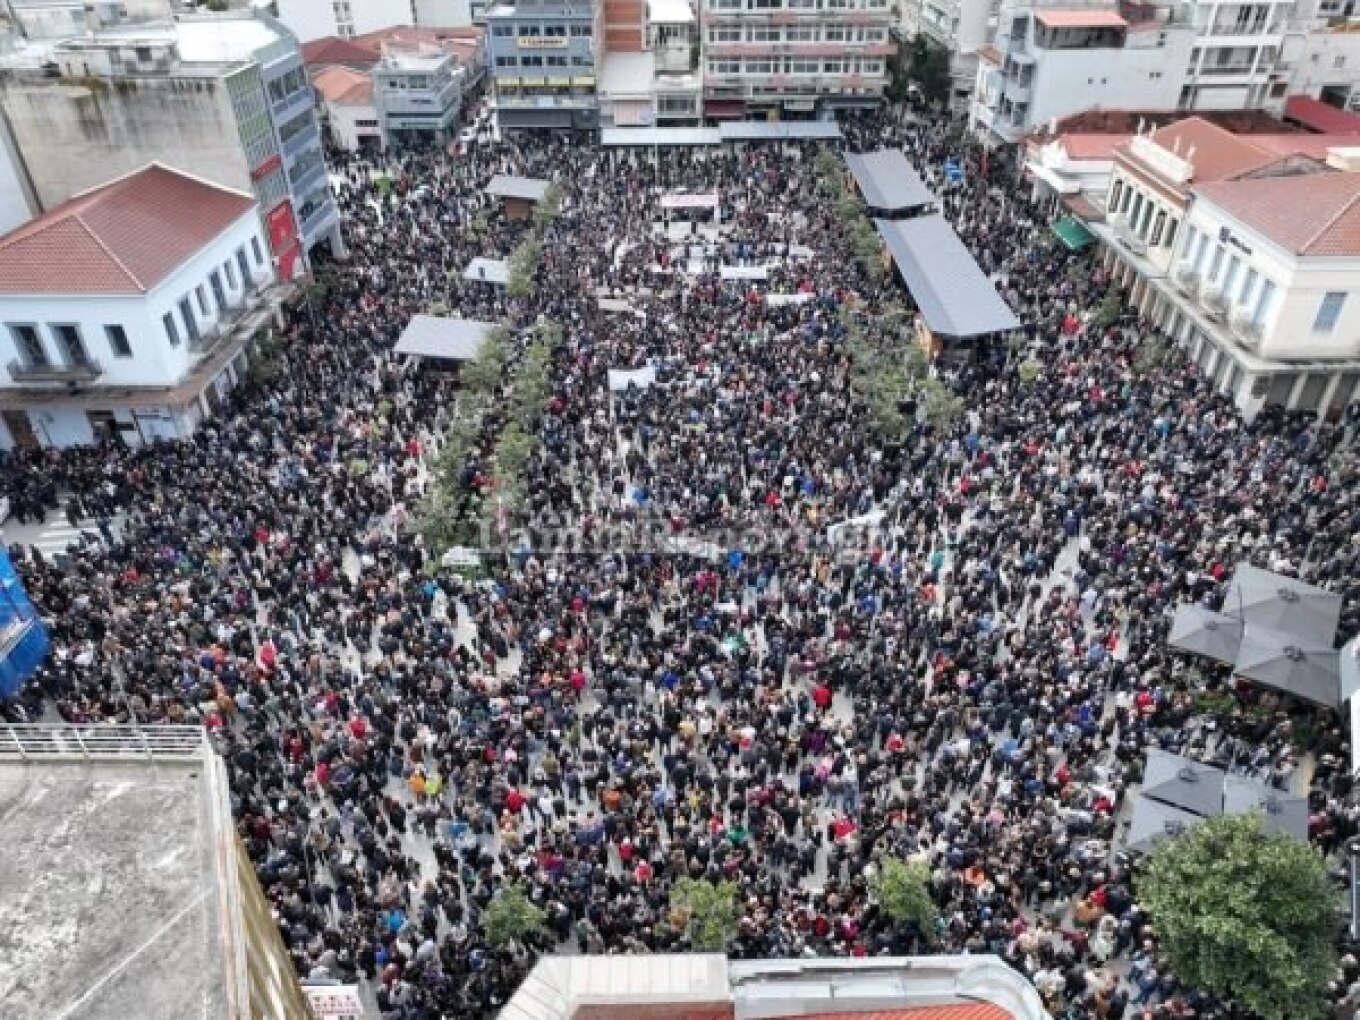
[0,759,231,1020]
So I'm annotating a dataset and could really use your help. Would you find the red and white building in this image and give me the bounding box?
[0,164,286,451]
[699,0,894,120]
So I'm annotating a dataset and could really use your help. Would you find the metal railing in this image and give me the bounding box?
[0,722,209,762]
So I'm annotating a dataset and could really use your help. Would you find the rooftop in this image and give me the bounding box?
[1129,116,1280,185]
[395,315,499,360]
[1284,94,1360,136]
[311,64,373,106]
[0,163,256,295]
[1193,171,1360,257]
[171,15,283,63]
[486,174,553,201]
[648,0,696,23]
[302,34,381,67]
[1034,9,1126,28]
[845,149,935,212]
[0,727,234,1020]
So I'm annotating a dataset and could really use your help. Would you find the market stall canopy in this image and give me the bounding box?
[1052,215,1096,250]
[844,149,935,214]
[1234,623,1341,708]
[1127,797,1203,853]
[485,175,552,202]
[394,315,498,361]
[1222,775,1309,843]
[1142,749,1225,817]
[874,216,1020,338]
[1227,562,1342,645]
[718,121,841,141]
[463,257,509,285]
[1168,605,1244,662]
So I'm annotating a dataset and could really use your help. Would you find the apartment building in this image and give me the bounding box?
[1092,116,1360,419]
[699,0,895,119]
[486,0,598,132]
[372,40,465,142]
[1282,0,1360,110]
[0,164,280,450]
[0,8,340,274]
[1177,0,1297,110]
[275,0,476,41]
[971,3,1196,145]
[597,0,701,126]
[914,0,994,105]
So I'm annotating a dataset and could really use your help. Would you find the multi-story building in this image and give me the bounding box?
[597,0,701,126]
[1177,0,1297,111]
[486,0,598,132]
[0,8,341,274]
[0,163,283,451]
[276,0,476,41]
[312,64,382,149]
[914,0,994,106]
[0,724,314,1019]
[372,40,464,142]
[1091,116,1360,418]
[699,0,895,120]
[1282,0,1360,110]
[971,3,1197,145]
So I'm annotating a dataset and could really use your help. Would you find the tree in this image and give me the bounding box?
[1017,359,1042,384]
[483,884,546,949]
[908,36,951,106]
[668,878,740,952]
[463,328,509,394]
[1092,283,1124,329]
[870,857,939,937]
[1139,813,1337,1020]
[1134,335,1175,375]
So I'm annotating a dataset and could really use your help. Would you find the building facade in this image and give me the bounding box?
[1282,0,1360,110]
[0,10,341,273]
[971,4,1196,145]
[914,0,993,106]
[276,0,476,41]
[372,41,464,142]
[487,0,599,132]
[0,164,283,451]
[699,0,894,119]
[1091,118,1360,419]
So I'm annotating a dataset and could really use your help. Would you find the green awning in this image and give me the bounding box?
[1053,215,1096,251]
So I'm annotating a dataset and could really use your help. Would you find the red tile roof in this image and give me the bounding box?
[1060,132,1131,160]
[1250,133,1357,159]
[1137,116,1279,185]
[1193,171,1360,256]
[311,64,373,106]
[301,35,381,67]
[0,164,256,295]
[1284,95,1360,136]
[1035,9,1127,28]
[795,1003,1013,1020]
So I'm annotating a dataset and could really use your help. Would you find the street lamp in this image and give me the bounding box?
[1347,836,1360,943]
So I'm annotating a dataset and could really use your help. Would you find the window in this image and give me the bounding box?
[1163,218,1178,250]
[224,260,237,290]
[1335,55,1347,70]
[52,324,88,366]
[9,324,46,366]
[105,324,131,358]
[210,270,227,310]
[709,59,741,74]
[1207,244,1224,283]
[496,55,518,67]
[492,24,512,36]
[1252,278,1276,326]
[518,24,542,36]
[163,312,180,347]
[571,24,591,36]
[823,59,845,73]
[237,248,252,288]
[787,0,817,8]
[789,58,819,74]
[1239,267,1258,307]
[749,27,780,41]
[178,298,199,342]
[746,59,774,74]
[1222,255,1241,296]
[862,60,883,75]
[785,27,816,41]
[1313,291,1346,333]
[1180,224,1197,259]
[824,26,848,41]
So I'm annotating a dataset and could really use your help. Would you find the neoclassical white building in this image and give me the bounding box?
[0,164,283,450]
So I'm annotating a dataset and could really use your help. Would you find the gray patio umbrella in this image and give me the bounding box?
[1234,623,1342,709]
[1169,605,1243,664]
[1141,749,1225,816]
[1127,797,1203,853]
[1222,775,1309,843]
[1227,563,1342,646]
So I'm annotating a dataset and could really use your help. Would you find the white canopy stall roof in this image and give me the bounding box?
[463,257,509,285]
[485,175,551,202]
[601,127,721,146]
[660,192,719,210]
[394,315,498,361]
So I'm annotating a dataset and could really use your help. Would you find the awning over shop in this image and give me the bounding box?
[1052,215,1096,250]
[705,100,746,119]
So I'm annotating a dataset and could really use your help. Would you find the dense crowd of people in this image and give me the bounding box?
[3,105,1360,1020]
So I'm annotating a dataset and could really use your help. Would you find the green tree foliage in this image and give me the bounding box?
[1139,813,1337,1020]
[668,878,740,952]
[483,884,546,949]
[869,857,939,935]
[1092,283,1125,328]
[1134,335,1175,375]
[1017,359,1043,384]
[462,328,510,394]
[506,236,542,298]
[908,36,952,105]
[842,306,928,435]
[920,377,964,432]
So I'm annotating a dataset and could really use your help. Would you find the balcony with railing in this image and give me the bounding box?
[189,280,282,359]
[7,358,103,384]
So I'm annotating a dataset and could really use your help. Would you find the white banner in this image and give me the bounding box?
[827,509,885,545]
[766,292,814,307]
[607,366,658,392]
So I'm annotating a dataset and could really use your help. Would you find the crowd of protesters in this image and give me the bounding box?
[2,104,1359,1020]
